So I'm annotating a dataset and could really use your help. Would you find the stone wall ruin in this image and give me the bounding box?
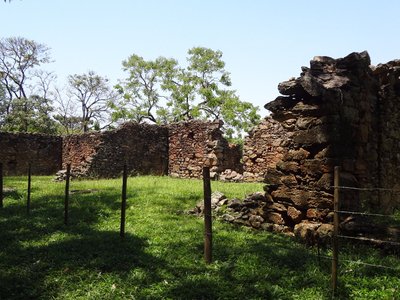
[241,51,400,234]
[1,121,240,179]
[62,120,241,179]
[63,122,169,177]
[0,132,62,175]
[168,120,242,178]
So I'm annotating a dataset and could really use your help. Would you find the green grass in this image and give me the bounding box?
[1,176,400,299]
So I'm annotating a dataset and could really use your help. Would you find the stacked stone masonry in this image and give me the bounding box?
[0,132,62,175]
[0,120,241,179]
[62,122,169,177]
[242,51,400,232]
[168,120,242,179]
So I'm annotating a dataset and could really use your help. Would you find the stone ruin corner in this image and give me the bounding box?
[240,51,400,240]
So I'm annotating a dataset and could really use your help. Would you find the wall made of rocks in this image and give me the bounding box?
[243,51,394,231]
[243,118,290,182]
[63,122,169,177]
[373,59,400,212]
[168,120,242,178]
[0,132,62,175]
[62,132,103,176]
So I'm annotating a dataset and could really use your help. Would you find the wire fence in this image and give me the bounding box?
[331,166,400,296]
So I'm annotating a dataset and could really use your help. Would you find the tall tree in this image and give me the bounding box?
[1,95,57,133]
[0,37,51,101]
[0,37,57,133]
[112,55,177,124]
[113,47,260,139]
[67,71,115,132]
[53,87,82,134]
[164,47,260,137]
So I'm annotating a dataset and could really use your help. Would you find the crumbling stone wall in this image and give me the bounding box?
[168,120,242,178]
[243,51,400,230]
[372,60,400,212]
[243,118,290,182]
[63,122,169,177]
[1,120,240,179]
[62,132,104,176]
[0,132,62,175]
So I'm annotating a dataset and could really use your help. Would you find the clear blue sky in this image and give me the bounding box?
[2,0,400,117]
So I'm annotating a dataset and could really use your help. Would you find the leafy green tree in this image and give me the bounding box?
[0,36,58,133]
[112,55,177,124]
[113,47,260,138]
[67,71,116,132]
[2,95,57,133]
[165,47,260,138]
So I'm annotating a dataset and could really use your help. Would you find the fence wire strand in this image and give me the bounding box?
[335,210,395,218]
[332,185,400,192]
[339,258,400,271]
[337,234,400,246]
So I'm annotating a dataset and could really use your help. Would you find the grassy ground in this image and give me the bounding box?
[0,176,399,299]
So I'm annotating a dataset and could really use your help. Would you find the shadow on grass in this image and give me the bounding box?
[3,187,22,200]
[162,226,332,299]
[0,229,163,299]
[2,179,398,299]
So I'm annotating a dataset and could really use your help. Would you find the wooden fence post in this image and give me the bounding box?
[332,166,341,295]
[27,163,32,214]
[203,166,212,264]
[120,164,128,239]
[64,164,71,225]
[0,163,3,208]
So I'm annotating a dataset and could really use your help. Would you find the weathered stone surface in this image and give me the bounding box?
[264,211,286,225]
[278,78,304,96]
[211,191,227,208]
[276,161,299,173]
[219,169,243,182]
[315,173,333,191]
[306,208,329,221]
[227,199,242,209]
[61,120,242,179]
[316,223,334,244]
[270,187,312,208]
[284,148,310,161]
[265,202,287,213]
[168,120,242,179]
[287,206,304,223]
[247,192,267,202]
[63,122,169,177]
[249,215,265,228]
[294,222,321,245]
[0,132,62,175]
[281,174,298,187]
[243,51,400,229]
[243,117,289,182]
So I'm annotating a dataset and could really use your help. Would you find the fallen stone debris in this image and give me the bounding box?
[188,191,334,244]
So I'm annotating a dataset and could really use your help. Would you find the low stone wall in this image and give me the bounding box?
[63,122,169,177]
[168,120,242,178]
[1,120,241,179]
[0,132,62,175]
